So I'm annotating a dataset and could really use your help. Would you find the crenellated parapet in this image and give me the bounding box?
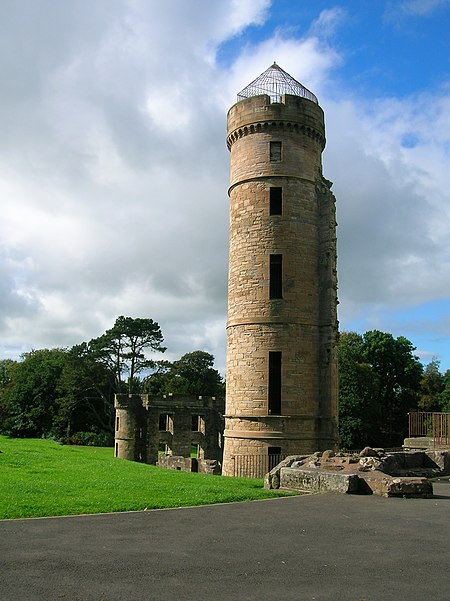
[226,94,326,151]
[226,118,325,151]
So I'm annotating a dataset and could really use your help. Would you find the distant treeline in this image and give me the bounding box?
[0,321,448,450]
[338,330,450,449]
[0,316,224,446]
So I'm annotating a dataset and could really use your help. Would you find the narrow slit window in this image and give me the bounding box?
[115,415,120,431]
[270,141,282,162]
[269,254,283,299]
[270,187,282,215]
[268,352,282,415]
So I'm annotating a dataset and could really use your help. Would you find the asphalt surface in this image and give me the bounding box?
[1,481,449,601]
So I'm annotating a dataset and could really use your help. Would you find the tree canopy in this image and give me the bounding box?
[1,320,448,450]
[439,370,450,411]
[337,332,378,449]
[0,349,67,438]
[0,317,225,444]
[143,351,224,397]
[418,358,444,411]
[338,330,424,448]
[87,316,166,393]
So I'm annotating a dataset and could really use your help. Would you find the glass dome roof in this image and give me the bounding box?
[237,62,318,104]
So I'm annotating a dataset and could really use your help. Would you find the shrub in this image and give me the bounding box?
[62,431,113,447]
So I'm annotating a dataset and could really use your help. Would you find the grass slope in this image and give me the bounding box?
[0,436,294,520]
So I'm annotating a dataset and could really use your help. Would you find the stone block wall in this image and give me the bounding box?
[114,394,224,470]
[223,93,339,477]
[114,395,148,462]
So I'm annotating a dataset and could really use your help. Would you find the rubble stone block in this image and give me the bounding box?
[359,475,433,497]
[425,450,450,474]
[280,467,359,494]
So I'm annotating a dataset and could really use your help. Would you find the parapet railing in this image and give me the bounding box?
[408,412,450,446]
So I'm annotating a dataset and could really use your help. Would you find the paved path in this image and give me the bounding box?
[1,481,449,601]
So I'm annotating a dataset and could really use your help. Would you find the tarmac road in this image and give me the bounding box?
[1,481,449,601]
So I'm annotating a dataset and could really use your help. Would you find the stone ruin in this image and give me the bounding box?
[114,394,224,474]
[265,447,450,498]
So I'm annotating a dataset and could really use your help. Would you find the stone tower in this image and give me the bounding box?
[222,63,339,477]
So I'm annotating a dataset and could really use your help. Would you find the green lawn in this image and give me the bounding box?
[0,436,295,520]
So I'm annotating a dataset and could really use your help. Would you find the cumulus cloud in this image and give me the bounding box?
[0,0,449,371]
[318,83,450,367]
[308,7,347,39]
[392,0,450,16]
[323,91,450,307]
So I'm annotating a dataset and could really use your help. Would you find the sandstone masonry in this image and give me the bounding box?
[114,394,224,474]
[222,64,339,477]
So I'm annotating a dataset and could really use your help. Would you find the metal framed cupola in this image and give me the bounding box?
[237,62,318,104]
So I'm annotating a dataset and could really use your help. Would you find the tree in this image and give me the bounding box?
[338,332,379,449]
[143,351,224,397]
[0,349,67,437]
[0,359,18,431]
[0,316,166,441]
[54,343,117,438]
[88,316,166,393]
[338,330,423,449]
[362,330,423,446]
[141,360,172,395]
[0,359,16,389]
[438,369,450,411]
[418,358,444,411]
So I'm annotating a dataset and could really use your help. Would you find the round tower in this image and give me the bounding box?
[114,394,148,462]
[222,63,339,477]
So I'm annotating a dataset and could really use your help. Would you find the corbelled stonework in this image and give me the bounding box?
[222,69,339,478]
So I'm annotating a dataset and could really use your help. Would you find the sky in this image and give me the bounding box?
[1,0,450,375]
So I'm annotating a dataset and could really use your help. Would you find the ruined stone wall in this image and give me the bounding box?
[157,455,221,475]
[114,395,148,462]
[222,94,338,477]
[114,394,224,468]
